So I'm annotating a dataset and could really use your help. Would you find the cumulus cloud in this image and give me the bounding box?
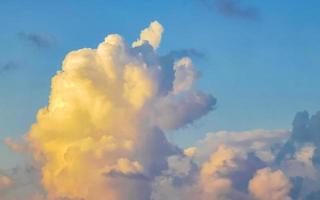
[152,143,265,200]
[184,147,197,157]
[2,21,320,200]
[152,117,319,200]
[276,111,320,166]
[249,168,292,200]
[280,144,318,180]
[173,57,198,93]
[199,145,243,199]
[151,155,198,200]
[0,174,12,190]
[132,21,163,49]
[156,48,205,97]
[273,111,320,199]
[19,21,215,200]
[295,144,315,164]
[0,165,43,200]
[194,129,290,163]
[190,112,320,200]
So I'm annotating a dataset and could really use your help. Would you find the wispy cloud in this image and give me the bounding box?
[105,170,150,181]
[4,21,320,200]
[0,62,18,75]
[18,32,56,48]
[199,0,260,20]
[164,49,205,60]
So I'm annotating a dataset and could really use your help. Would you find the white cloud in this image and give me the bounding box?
[0,174,12,190]
[132,21,164,49]
[173,57,198,93]
[194,129,289,163]
[22,21,214,200]
[3,20,320,200]
[249,168,292,200]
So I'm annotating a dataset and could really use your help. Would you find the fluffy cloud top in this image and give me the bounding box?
[2,21,320,200]
[132,21,163,49]
[195,129,290,163]
[0,175,12,190]
[23,21,215,200]
[249,168,292,200]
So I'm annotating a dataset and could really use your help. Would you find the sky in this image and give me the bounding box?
[0,1,320,199]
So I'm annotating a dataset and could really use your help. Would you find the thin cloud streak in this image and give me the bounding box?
[198,0,260,20]
[18,32,56,48]
[0,62,19,75]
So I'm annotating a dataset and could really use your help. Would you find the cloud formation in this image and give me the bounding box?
[0,174,12,190]
[132,21,163,49]
[198,0,260,20]
[151,118,320,200]
[2,21,320,200]
[0,165,43,200]
[249,168,292,200]
[0,62,19,75]
[18,32,56,48]
[4,138,27,153]
[22,21,215,200]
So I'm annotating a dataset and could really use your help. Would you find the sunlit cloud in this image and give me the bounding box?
[1,21,320,200]
[22,21,215,200]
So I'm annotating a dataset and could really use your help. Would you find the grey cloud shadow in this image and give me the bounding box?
[0,61,19,75]
[104,170,150,181]
[198,0,260,21]
[18,32,56,48]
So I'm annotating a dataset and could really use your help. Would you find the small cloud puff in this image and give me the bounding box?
[249,168,292,200]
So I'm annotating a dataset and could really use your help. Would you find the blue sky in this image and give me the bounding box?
[1,0,320,168]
